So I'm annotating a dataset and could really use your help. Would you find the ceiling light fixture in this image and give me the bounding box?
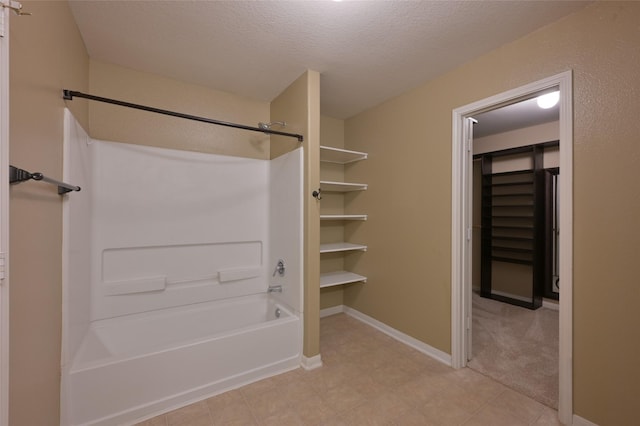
[537,91,560,109]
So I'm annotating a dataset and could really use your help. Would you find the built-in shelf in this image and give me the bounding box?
[320,146,368,164]
[320,180,367,192]
[319,145,368,291]
[320,242,367,253]
[320,271,367,288]
[320,214,368,221]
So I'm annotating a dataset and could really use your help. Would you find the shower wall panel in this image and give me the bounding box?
[89,140,270,320]
[269,148,304,313]
[62,109,94,365]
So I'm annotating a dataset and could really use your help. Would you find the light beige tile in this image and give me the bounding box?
[166,400,213,426]
[532,405,563,425]
[338,404,396,426]
[347,373,388,399]
[417,395,475,426]
[354,346,397,370]
[134,415,167,426]
[205,389,245,412]
[462,403,528,426]
[370,363,415,388]
[217,418,258,426]
[206,391,254,425]
[244,390,291,420]
[293,397,336,426]
[320,383,367,414]
[271,367,305,385]
[450,368,509,399]
[305,363,359,394]
[368,392,413,421]
[434,380,504,414]
[392,409,441,426]
[259,408,306,426]
[280,378,319,405]
[240,376,280,401]
[490,387,546,424]
[394,375,444,407]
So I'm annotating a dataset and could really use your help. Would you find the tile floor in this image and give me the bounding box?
[136,313,561,426]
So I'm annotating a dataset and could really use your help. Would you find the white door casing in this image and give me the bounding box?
[451,71,573,424]
[0,2,12,425]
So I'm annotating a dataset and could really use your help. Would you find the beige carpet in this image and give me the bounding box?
[468,292,559,409]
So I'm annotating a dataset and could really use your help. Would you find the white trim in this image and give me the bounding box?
[319,305,345,318]
[343,306,452,366]
[572,414,599,426]
[0,4,10,425]
[451,71,573,424]
[300,354,323,371]
[320,304,452,366]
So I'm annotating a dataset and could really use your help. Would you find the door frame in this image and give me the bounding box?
[0,2,10,425]
[451,70,573,423]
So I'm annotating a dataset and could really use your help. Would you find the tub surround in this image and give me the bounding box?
[61,110,303,425]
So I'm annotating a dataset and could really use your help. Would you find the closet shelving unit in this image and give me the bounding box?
[319,145,368,288]
[320,214,367,221]
[320,181,367,192]
[478,142,560,309]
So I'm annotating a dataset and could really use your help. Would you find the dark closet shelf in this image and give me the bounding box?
[492,215,534,219]
[492,246,534,254]
[492,225,534,231]
[488,192,534,198]
[492,203,534,208]
[491,256,533,266]
[487,181,534,187]
[489,169,534,178]
[489,236,534,242]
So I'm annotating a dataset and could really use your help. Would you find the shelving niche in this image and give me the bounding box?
[319,145,368,289]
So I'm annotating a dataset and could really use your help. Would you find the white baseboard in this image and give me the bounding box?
[320,305,451,366]
[319,305,345,318]
[572,414,599,426]
[300,354,323,371]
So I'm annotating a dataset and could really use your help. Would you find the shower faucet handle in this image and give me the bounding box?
[272,259,285,277]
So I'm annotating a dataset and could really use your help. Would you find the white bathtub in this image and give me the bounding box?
[63,294,301,426]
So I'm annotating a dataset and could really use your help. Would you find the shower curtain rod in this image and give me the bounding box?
[9,165,81,194]
[62,90,304,142]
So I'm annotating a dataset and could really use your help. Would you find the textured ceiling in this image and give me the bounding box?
[69,1,590,119]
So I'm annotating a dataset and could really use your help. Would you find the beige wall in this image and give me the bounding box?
[9,1,89,424]
[271,71,321,358]
[89,60,270,159]
[343,2,640,424]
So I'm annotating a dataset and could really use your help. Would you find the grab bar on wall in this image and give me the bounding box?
[62,90,304,142]
[9,165,81,194]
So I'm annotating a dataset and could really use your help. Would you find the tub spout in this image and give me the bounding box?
[268,285,283,293]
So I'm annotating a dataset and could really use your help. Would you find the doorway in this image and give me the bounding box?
[468,99,560,409]
[451,71,573,424]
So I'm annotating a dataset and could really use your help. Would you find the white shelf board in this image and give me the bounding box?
[320,180,367,192]
[320,146,368,164]
[320,271,367,288]
[320,242,367,254]
[320,214,367,221]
